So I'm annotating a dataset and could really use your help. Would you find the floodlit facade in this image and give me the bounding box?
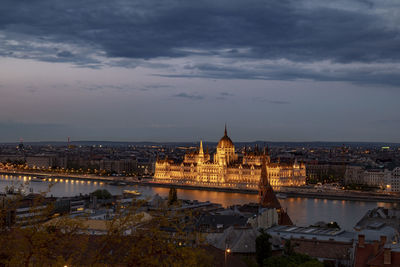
[386,167,400,192]
[154,126,306,189]
[345,166,400,192]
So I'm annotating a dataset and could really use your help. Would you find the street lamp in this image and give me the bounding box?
[225,246,231,267]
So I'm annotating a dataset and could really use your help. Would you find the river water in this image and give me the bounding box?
[1,174,397,231]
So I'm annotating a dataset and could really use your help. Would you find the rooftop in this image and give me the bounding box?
[267,225,355,242]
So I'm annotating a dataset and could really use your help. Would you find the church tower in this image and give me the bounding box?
[259,155,281,209]
[259,155,293,225]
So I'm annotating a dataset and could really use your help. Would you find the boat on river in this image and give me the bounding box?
[30,177,45,182]
[123,190,141,196]
[276,193,287,199]
[110,181,127,186]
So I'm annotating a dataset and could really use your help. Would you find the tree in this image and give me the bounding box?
[0,186,213,266]
[263,252,324,267]
[256,229,272,266]
[326,221,340,229]
[263,253,324,267]
[283,240,296,256]
[168,187,178,206]
[298,261,324,267]
[264,255,295,267]
[91,189,112,199]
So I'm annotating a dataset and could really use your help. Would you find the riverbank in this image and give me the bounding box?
[0,170,118,182]
[1,169,400,203]
[145,181,400,203]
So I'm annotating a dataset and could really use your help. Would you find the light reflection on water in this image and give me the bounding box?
[1,174,397,231]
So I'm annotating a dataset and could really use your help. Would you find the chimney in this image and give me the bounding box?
[358,235,365,248]
[380,236,387,246]
[384,248,391,265]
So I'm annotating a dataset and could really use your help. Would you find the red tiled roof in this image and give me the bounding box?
[355,243,379,267]
[354,242,400,267]
[366,249,400,267]
[279,210,293,226]
[293,239,353,260]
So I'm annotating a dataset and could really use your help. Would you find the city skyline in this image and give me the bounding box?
[1,0,400,142]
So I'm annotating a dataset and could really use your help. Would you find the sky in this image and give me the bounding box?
[1,0,400,143]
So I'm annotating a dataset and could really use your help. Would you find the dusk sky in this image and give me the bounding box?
[1,0,400,143]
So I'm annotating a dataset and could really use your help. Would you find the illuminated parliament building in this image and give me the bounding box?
[154,126,306,189]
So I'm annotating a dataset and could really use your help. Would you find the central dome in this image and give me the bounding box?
[217,125,234,149]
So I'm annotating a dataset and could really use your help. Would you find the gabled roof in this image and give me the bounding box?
[197,214,248,229]
[207,226,259,253]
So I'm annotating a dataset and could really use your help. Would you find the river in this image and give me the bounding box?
[1,174,397,231]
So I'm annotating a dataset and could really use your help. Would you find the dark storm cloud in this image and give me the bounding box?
[0,0,397,61]
[1,0,400,85]
[157,61,400,87]
[172,93,204,100]
[56,51,74,58]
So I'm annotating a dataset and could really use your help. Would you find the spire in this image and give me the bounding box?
[224,123,227,136]
[199,140,204,155]
[259,155,281,210]
[260,155,269,188]
[258,156,293,225]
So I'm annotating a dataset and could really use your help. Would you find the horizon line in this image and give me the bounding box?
[1,139,399,145]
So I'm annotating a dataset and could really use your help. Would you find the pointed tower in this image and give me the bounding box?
[293,158,299,168]
[259,156,281,209]
[224,123,228,136]
[259,155,293,225]
[198,140,204,163]
[199,140,204,155]
[263,145,271,164]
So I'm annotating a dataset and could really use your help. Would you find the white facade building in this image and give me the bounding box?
[363,169,391,187]
[344,166,399,191]
[387,167,400,193]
